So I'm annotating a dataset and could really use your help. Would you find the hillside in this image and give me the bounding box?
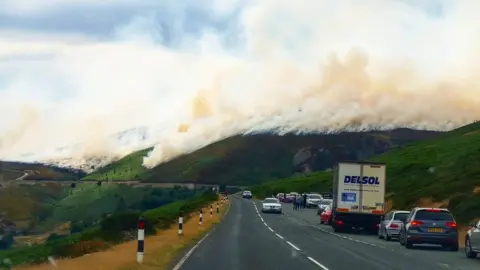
[0,183,199,235]
[0,182,205,257]
[250,121,480,224]
[82,129,440,185]
[0,161,85,181]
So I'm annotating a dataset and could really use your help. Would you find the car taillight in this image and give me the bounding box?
[375,224,380,229]
[446,221,457,228]
[410,220,424,226]
[425,208,441,212]
[388,223,399,228]
[336,220,344,225]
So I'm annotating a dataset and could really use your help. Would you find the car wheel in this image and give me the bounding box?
[449,243,459,252]
[465,238,477,258]
[405,237,413,249]
[385,230,391,241]
[333,225,342,233]
[399,232,405,246]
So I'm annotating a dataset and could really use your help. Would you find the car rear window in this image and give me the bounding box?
[393,212,409,221]
[309,195,321,199]
[414,210,454,221]
[264,199,279,203]
[321,199,332,205]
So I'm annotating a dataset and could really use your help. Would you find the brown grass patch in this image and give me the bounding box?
[463,130,480,136]
[473,186,480,194]
[14,222,72,247]
[15,200,229,270]
[385,199,392,212]
[417,197,450,208]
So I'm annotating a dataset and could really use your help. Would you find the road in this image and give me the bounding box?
[0,169,29,181]
[174,197,480,270]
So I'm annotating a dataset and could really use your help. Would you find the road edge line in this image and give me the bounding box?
[172,199,231,270]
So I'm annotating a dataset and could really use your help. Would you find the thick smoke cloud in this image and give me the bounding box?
[1,0,480,170]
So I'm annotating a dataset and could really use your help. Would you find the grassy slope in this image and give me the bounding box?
[0,183,199,234]
[40,184,198,230]
[0,191,219,267]
[83,129,438,185]
[250,121,480,223]
[0,161,85,181]
[0,184,67,229]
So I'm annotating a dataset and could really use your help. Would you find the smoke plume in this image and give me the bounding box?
[1,0,480,169]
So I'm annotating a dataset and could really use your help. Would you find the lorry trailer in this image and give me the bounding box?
[331,161,386,234]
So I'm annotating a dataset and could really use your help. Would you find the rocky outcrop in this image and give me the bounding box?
[291,131,434,174]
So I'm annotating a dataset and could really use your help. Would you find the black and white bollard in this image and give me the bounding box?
[178,211,184,236]
[199,209,203,225]
[210,205,213,217]
[216,202,219,213]
[137,216,145,264]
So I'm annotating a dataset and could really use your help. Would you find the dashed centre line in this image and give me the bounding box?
[286,241,301,251]
[252,201,329,270]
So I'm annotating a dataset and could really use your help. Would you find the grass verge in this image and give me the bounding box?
[0,191,219,269]
[14,198,229,270]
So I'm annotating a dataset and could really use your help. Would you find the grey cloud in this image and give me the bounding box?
[0,3,243,48]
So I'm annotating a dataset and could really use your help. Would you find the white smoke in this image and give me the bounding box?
[1,0,480,169]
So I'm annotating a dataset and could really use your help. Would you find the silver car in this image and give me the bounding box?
[378,210,409,241]
[465,220,480,258]
[261,198,282,214]
[399,207,459,251]
[306,194,323,208]
[317,199,333,214]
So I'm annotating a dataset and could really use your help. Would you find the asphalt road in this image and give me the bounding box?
[174,197,480,270]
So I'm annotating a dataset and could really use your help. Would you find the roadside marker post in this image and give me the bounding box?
[178,211,184,236]
[210,205,213,217]
[137,216,145,263]
[216,202,219,213]
[199,209,203,225]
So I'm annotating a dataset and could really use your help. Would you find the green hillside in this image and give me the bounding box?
[0,161,85,181]
[83,129,439,185]
[250,121,480,224]
[0,183,200,239]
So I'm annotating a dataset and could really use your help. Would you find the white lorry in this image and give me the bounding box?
[331,161,386,233]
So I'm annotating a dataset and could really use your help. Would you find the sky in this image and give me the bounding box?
[1,0,480,169]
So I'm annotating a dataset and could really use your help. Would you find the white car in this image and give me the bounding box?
[242,190,253,199]
[261,198,282,214]
[306,194,323,208]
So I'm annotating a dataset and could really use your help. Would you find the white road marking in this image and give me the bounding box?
[307,256,330,270]
[254,201,330,270]
[172,198,232,270]
[172,231,212,270]
[286,241,301,251]
[307,223,388,249]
